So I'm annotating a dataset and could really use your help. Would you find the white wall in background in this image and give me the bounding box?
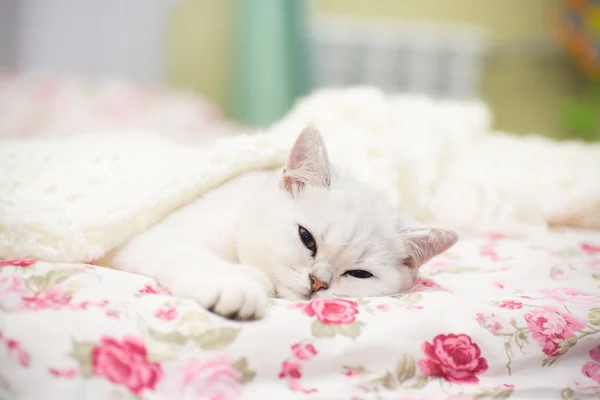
[310,17,487,99]
[0,0,175,82]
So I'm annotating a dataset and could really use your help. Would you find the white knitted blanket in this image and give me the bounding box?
[1,88,599,263]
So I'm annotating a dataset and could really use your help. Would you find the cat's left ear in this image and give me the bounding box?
[281,126,331,194]
[398,225,458,269]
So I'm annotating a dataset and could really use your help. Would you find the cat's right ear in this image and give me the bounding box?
[281,126,331,194]
[398,225,458,269]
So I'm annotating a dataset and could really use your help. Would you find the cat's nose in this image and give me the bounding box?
[309,275,328,292]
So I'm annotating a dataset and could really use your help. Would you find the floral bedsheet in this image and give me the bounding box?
[1,230,599,400]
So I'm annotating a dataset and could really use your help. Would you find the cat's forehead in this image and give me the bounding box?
[295,179,394,224]
[293,181,400,266]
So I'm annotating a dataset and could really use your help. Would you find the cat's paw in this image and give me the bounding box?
[167,269,271,321]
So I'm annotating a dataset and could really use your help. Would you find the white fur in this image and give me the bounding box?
[1,88,599,265]
[108,128,457,320]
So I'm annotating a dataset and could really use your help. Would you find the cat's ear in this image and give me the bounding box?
[398,225,458,269]
[281,126,331,193]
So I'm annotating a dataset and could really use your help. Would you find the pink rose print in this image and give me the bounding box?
[492,281,505,289]
[289,379,317,394]
[279,360,302,379]
[408,277,449,293]
[173,356,242,400]
[582,346,600,384]
[291,343,317,361]
[377,304,393,312]
[488,322,503,334]
[0,333,31,367]
[0,259,36,267]
[418,333,488,384]
[302,299,359,324]
[49,367,78,378]
[279,343,319,394]
[523,306,586,357]
[139,283,171,296]
[92,336,162,395]
[20,288,72,310]
[0,276,24,293]
[479,242,510,261]
[155,307,178,321]
[591,346,600,363]
[582,362,600,384]
[581,243,600,254]
[475,312,486,325]
[345,368,359,377]
[540,288,599,306]
[499,300,523,310]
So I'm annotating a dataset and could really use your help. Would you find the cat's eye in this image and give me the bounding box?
[344,270,373,279]
[298,225,317,257]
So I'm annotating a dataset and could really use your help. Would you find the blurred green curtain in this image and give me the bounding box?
[232,0,312,126]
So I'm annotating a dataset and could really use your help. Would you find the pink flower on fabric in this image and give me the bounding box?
[302,299,359,324]
[48,367,78,378]
[175,356,242,400]
[499,300,523,310]
[580,243,600,254]
[0,276,24,293]
[590,346,600,363]
[154,307,178,321]
[475,312,486,325]
[581,346,600,383]
[279,360,302,379]
[492,281,505,289]
[582,362,600,384]
[2,336,31,367]
[138,284,171,296]
[20,288,72,310]
[288,378,318,394]
[523,306,587,357]
[92,336,162,395]
[488,322,503,334]
[418,333,488,383]
[408,277,449,293]
[377,304,393,312]
[345,368,359,377]
[0,259,36,267]
[540,288,599,306]
[291,343,317,361]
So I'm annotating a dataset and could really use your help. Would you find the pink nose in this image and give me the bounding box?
[309,276,328,292]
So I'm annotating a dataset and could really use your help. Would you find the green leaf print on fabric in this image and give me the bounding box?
[395,354,417,383]
[193,327,240,350]
[69,340,95,377]
[232,358,256,384]
[25,269,76,292]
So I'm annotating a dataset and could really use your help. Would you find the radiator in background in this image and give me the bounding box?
[310,17,487,99]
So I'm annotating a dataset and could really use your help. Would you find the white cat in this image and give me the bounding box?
[108,127,458,320]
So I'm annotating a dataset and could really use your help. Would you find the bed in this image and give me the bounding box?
[2,230,599,399]
[1,73,599,400]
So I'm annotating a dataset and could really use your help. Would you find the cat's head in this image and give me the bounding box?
[235,127,457,300]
